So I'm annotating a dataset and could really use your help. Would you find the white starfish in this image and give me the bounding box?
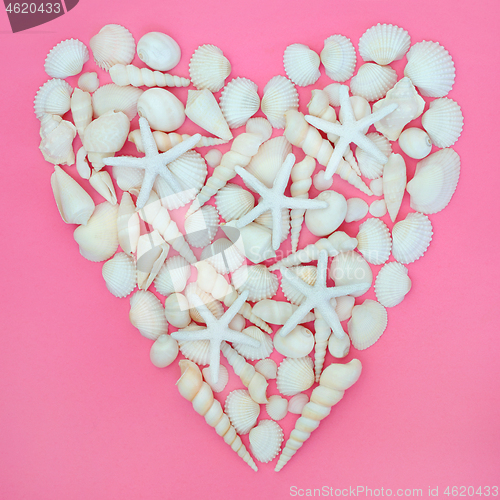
[278,249,368,338]
[234,153,328,251]
[103,117,201,209]
[305,85,399,180]
[171,290,260,385]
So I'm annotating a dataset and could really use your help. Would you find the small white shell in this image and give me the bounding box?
[113,164,144,192]
[328,333,351,358]
[369,199,388,218]
[280,266,317,305]
[375,262,412,308]
[283,43,321,87]
[185,283,224,324]
[330,251,373,297]
[345,198,369,223]
[89,24,135,71]
[245,117,273,141]
[320,35,356,82]
[323,83,343,106]
[252,300,315,326]
[313,170,333,191]
[276,356,315,396]
[117,192,140,256]
[129,290,167,340]
[422,97,464,148]
[255,359,278,380]
[356,218,392,265]
[249,420,284,463]
[350,63,397,102]
[383,153,407,222]
[154,256,191,295]
[39,115,77,166]
[201,237,245,275]
[335,295,355,322]
[137,32,181,71]
[189,44,231,92]
[392,212,433,264]
[164,293,191,328]
[220,77,260,129]
[229,314,246,332]
[304,190,347,237]
[348,299,388,350]
[204,149,223,168]
[92,84,143,121]
[76,147,91,180]
[34,78,72,120]
[287,394,309,414]
[266,395,288,421]
[356,132,392,179]
[261,75,299,129]
[136,231,170,291]
[177,323,209,364]
[45,38,89,79]
[232,326,273,361]
[274,325,315,358]
[359,23,411,65]
[202,365,229,393]
[184,205,219,248]
[225,389,260,435]
[231,265,279,302]
[102,252,136,298]
[78,72,99,93]
[137,88,185,133]
[89,170,117,205]
[150,334,179,368]
[215,183,255,222]
[370,178,384,197]
[398,128,432,160]
[71,88,92,139]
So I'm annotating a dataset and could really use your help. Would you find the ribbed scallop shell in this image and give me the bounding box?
[92,84,143,121]
[185,283,224,323]
[283,44,321,87]
[356,132,392,179]
[154,255,191,295]
[254,209,290,244]
[34,78,72,120]
[202,365,229,393]
[102,252,136,298]
[422,98,464,148]
[274,325,315,358]
[266,395,288,421]
[45,39,89,79]
[330,251,373,297]
[189,44,231,92]
[357,218,392,265]
[404,41,455,97]
[89,24,135,71]
[323,82,342,106]
[276,356,314,396]
[113,164,144,191]
[406,148,460,214]
[129,290,167,340]
[231,265,279,302]
[348,299,388,350]
[375,262,412,308]
[288,393,309,414]
[280,266,317,305]
[254,359,278,380]
[350,63,397,102]
[215,183,255,222]
[184,205,219,248]
[261,75,299,129]
[219,77,260,129]
[232,326,273,361]
[249,420,284,463]
[201,238,245,275]
[177,323,210,364]
[225,389,260,435]
[392,212,433,264]
[78,72,99,93]
[359,24,411,65]
[320,35,356,82]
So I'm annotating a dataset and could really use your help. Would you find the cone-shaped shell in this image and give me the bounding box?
[154,255,191,295]
[45,38,89,79]
[225,389,260,435]
[375,262,411,308]
[220,77,260,129]
[350,63,397,102]
[92,84,143,121]
[383,153,407,222]
[89,24,135,71]
[422,97,463,148]
[359,23,411,65]
[184,205,219,248]
[189,44,231,92]
[117,192,140,255]
[232,326,273,361]
[34,78,72,120]
[215,183,255,222]
[330,251,373,297]
[276,356,314,396]
[231,264,279,302]
[320,35,356,82]
[129,290,167,340]
[283,43,321,87]
[102,252,136,298]
[150,334,179,368]
[348,300,388,350]
[261,75,299,129]
[249,420,284,463]
[266,396,288,421]
[254,359,278,380]
[274,325,315,358]
[356,218,392,265]
[392,212,433,264]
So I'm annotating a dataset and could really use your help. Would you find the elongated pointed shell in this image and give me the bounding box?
[276,356,314,396]
[34,78,72,120]
[261,76,299,129]
[220,77,260,129]
[215,183,255,222]
[375,262,411,308]
[266,396,288,421]
[348,300,388,350]
[283,44,321,87]
[383,153,407,222]
[92,84,143,121]
[350,63,397,102]
[231,265,279,302]
[359,23,411,65]
[274,325,315,358]
[184,205,219,248]
[356,218,392,265]
[117,192,140,255]
[189,44,231,92]
[249,420,284,463]
[202,365,229,393]
[150,334,179,368]
[136,231,170,290]
[89,170,117,205]
[89,24,135,71]
[154,255,191,295]
[102,252,136,298]
[422,98,464,148]
[392,212,433,264]
[129,290,167,340]
[255,359,278,380]
[330,251,373,297]
[225,389,260,435]
[232,326,273,361]
[45,38,89,79]
[320,35,356,82]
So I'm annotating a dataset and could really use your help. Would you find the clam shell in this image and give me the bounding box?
[323,82,342,106]
[164,293,190,329]
[276,356,314,396]
[261,75,299,129]
[283,43,321,87]
[184,205,219,248]
[280,266,317,305]
[220,77,260,129]
[398,128,432,160]
[254,359,278,380]
[356,218,392,265]
[249,420,284,463]
[89,24,135,71]
[117,192,140,255]
[266,395,288,421]
[154,255,191,295]
[34,78,72,120]
[345,197,369,223]
[201,237,245,275]
[350,63,397,102]
[185,283,224,324]
[328,333,351,358]
[102,252,136,298]
[375,262,412,308]
[136,231,170,291]
[356,132,392,179]
[330,251,373,297]
[189,44,231,92]
[92,84,143,121]
[369,199,388,218]
[204,148,222,168]
[348,299,388,350]
[320,35,356,82]
[225,389,260,435]
[215,183,255,222]
[422,97,464,148]
[78,72,99,93]
[150,334,179,368]
[274,325,315,358]
[392,212,433,264]
[44,38,88,79]
[202,365,229,393]
[137,32,181,72]
[231,264,279,302]
[232,326,273,361]
[129,290,167,340]
[287,394,309,414]
[137,88,185,133]
[335,295,355,322]
[383,153,407,222]
[177,323,210,364]
[359,23,411,65]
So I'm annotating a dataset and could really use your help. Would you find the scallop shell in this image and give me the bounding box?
[136,231,170,291]
[92,84,143,121]
[164,293,190,329]
[375,262,412,308]
[348,299,388,350]
[137,32,181,72]
[280,266,317,305]
[232,326,273,361]
[254,359,278,380]
[117,192,140,255]
[102,252,136,298]
[249,420,284,463]
[323,82,343,106]
[328,333,351,358]
[320,35,356,82]
[369,199,388,218]
[276,356,314,396]
[150,334,179,368]
[335,295,355,322]
[350,63,397,102]
[177,323,210,365]
[225,389,260,435]
[78,72,99,93]
[261,75,299,129]
[266,395,288,421]
[359,23,411,65]
[274,325,315,358]
[215,183,255,222]
[44,38,89,79]
[406,148,460,215]
[154,256,191,295]
[113,164,144,191]
[129,290,167,340]
[287,394,309,415]
[404,41,455,97]
[202,365,229,393]
[356,218,392,265]
[185,283,224,324]
[189,44,231,92]
[383,153,407,222]
[201,238,245,275]
[89,24,135,71]
[253,208,290,243]
[231,265,279,302]
[330,251,373,297]
[34,78,72,120]
[398,128,432,160]
[422,98,464,148]
[345,198,369,223]
[220,77,260,129]
[392,212,433,264]
[184,205,219,248]
[356,132,392,179]
[283,43,321,87]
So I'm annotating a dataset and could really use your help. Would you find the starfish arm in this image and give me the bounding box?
[135,170,158,209]
[284,196,328,211]
[337,85,355,122]
[273,153,296,193]
[208,339,223,385]
[305,115,342,136]
[139,117,159,157]
[329,281,370,298]
[170,328,210,342]
[279,265,314,296]
[279,300,314,337]
[103,156,146,169]
[158,165,184,196]
[158,133,202,164]
[235,166,269,196]
[224,328,261,348]
[324,136,349,180]
[222,289,250,326]
[316,301,347,339]
[358,102,399,132]
[185,292,218,327]
[316,249,329,285]
[271,206,284,251]
[352,132,390,165]
[234,200,270,229]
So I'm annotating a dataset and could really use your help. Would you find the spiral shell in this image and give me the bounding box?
[110,64,190,88]
[231,265,279,302]
[249,420,284,463]
[89,24,135,71]
[70,88,92,139]
[392,212,433,264]
[283,43,321,87]
[225,389,260,435]
[359,23,410,65]
[422,98,464,148]
[320,35,356,82]
[261,75,299,129]
[150,334,179,368]
[375,262,412,308]
[220,77,260,129]
[350,63,397,102]
[44,38,89,79]
[189,44,231,92]
[276,356,315,396]
[383,153,407,222]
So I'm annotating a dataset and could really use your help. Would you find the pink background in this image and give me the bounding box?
[1,0,499,498]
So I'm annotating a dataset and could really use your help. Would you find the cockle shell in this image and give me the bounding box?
[89,24,135,71]
[406,148,460,214]
[404,41,455,97]
[92,84,143,121]
[113,164,144,191]
[276,356,315,396]
[137,32,181,71]
[356,218,392,265]
[345,198,369,223]
[137,88,185,133]
[225,389,260,435]
[129,290,167,340]
[261,75,299,129]
[375,262,412,308]
[370,178,384,197]
[184,205,219,248]
[201,237,245,275]
[252,299,315,325]
[34,78,72,120]
[202,365,229,393]
[392,212,433,264]
[177,323,210,365]
[398,128,432,159]
[356,132,392,179]
[359,23,411,65]
[287,393,309,414]
[215,183,255,222]
[117,192,140,255]
[283,43,321,87]
[185,283,224,324]
[164,293,191,329]
[249,420,284,463]
[255,359,278,380]
[304,190,347,237]
[231,265,279,302]
[421,97,464,148]
[78,72,99,93]
[136,230,170,291]
[102,252,136,298]
[323,82,342,106]
[330,251,373,297]
[320,35,356,82]
[154,255,191,295]
[73,202,118,262]
[89,170,117,205]
[39,115,77,166]
[150,334,179,368]
[328,333,351,358]
[82,110,130,155]
[71,88,92,139]
[189,44,231,92]
[204,148,223,168]
[383,153,407,222]
[348,299,388,350]
[280,266,317,305]
[274,325,315,358]
[45,38,89,79]
[219,77,260,129]
[266,396,288,421]
[335,295,355,322]
[350,63,397,102]
[369,199,388,218]
[232,326,273,361]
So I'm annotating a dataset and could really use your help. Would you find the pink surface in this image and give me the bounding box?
[1,0,500,498]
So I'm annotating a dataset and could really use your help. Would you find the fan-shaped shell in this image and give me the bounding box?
[280,266,317,305]
[154,256,191,295]
[102,252,136,298]
[392,212,433,264]
[45,38,89,79]
[359,23,411,65]
[320,35,356,82]
[89,24,135,71]
[351,63,397,102]
[150,334,179,368]
[375,262,412,308]
[348,299,388,350]
[184,283,224,324]
[184,205,219,248]
[129,290,167,340]
[189,44,231,92]
[231,265,279,302]
[249,420,284,463]
[323,82,343,106]
[288,394,309,414]
[266,395,288,421]
[92,84,143,121]
[261,75,299,129]
[219,77,260,129]
[137,32,181,72]
[201,238,245,275]
[225,389,260,435]
[177,323,210,364]
[422,98,464,148]
[232,326,273,361]
[345,198,369,223]
[78,72,99,93]
[283,43,321,87]
[215,183,255,222]
[276,356,314,396]
[274,325,315,358]
[398,128,432,160]
[34,78,72,120]
[202,365,229,393]
[113,164,144,191]
[255,359,278,380]
[356,132,392,179]
[330,251,373,297]
[356,218,392,265]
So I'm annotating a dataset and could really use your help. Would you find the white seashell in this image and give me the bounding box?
[328,333,351,358]
[137,88,185,133]
[373,77,425,141]
[406,148,460,214]
[184,205,219,248]
[323,83,343,106]
[339,95,372,130]
[348,299,388,350]
[350,63,397,102]
[189,44,231,92]
[185,282,224,324]
[39,115,76,166]
[422,97,464,148]
[249,420,284,463]
[150,334,179,368]
[185,89,232,141]
[76,147,91,180]
[231,265,279,302]
[356,132,392,179]
[280,266,317,305]
[137,32,181,71]
[370,178,384,197]
[202,365,229,393]
[276,356,314,396]
[92,84,143,121]
[383,153,407,222]
[313,170,333,191]
[110,64,189,88]
[369,199,388,218]
[113,165,144,192]
[129,290,167,340]
[215,183,255,222]
[177,323,210,364]
[225,389,260,435]
[229,313,246,332]
[102,252,136,298]
[136,230,170,290]
[261,75,299,129]
[89,170,117,205]
[345,198,369,223]
[274,325,315,358]
[320,35,356,82]
[252,299,315,325]
[266,395,288,421]
[245,117,274,141]
[78,72,99,93]
[89,24,135,71]
[398,128,432,159]
[392,212,433,264]
[164,293,191,328]
[154,255,191,295]
[359,23,411,65]
[70,88,92,139]
[73,202,118,262]
[45,38,89,79]
[330,251,372,297]
[34,78,72,120]
[283,43,321,87]
[117,192,140,255]
[220,77,260,129]
[201,237,245,275]
[255,359,278,380]
[204,148,223,168]
[335,295,355,322]
[404,41,455,97]
[51,165,94,225]
[304,190,347,237]
[83,110,130,155]
[375,262,412,308]
[356,218,392,265]
[232,326,273,361]
[287,393,309,414]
